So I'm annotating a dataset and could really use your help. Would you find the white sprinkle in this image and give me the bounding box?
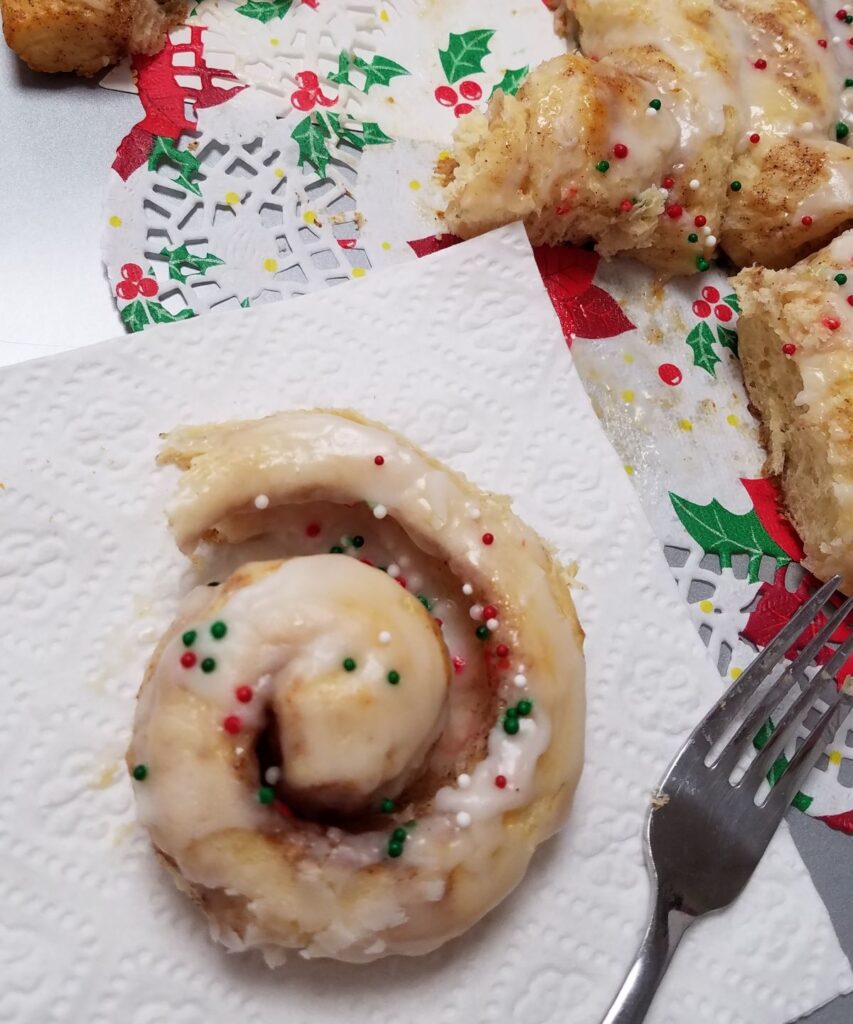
[689,178,700,190]
[658,187,668,197]
[235,747,245,756]
[462,582,473,596]
[387,563,401,578]
[705,234,717,247]
[256,673,272,692]
[456,811,472,828]
[254,494,270,510]
[373,504,388,520]
[514,673,528,688]
[646,107,658,117]
[701,225,712,236]
[457,773,471,789]
[265,766,281,784]
[378,630,392,645]
[469,507,481,521]
[803,121,814,132]
[486,618,499,632]
[833,35,842,44]
[469,604,484,620]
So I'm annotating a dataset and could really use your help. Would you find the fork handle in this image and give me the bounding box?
[601,889,693,1024]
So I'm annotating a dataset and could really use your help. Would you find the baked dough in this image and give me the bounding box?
[734,233,853,593]
[127,410,586,961]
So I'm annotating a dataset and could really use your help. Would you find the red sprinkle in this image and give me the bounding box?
[496,643,510,658]
[482,532,494,545]
[613,142,629,159]
[235,685,253,703]
[620,198,633,212]
[662,176,674,189]
[274,800,293,817]
[180,652,197,669]
[753,58,767,69]
[818,38,828,48]
[801,215,814,226]
[823,316,841,330]
[847,295,853,306]
[396,575,408,589]
[306,522,321,537]
[666,204,683,219]
[482,604,498,620]
[749,133,760,144]
[837,8,848,20]
[452,655,466,674]
[694,214,707,227]
[848,38,853,47]
[223,715,242,735]
[374,455,385,466]
[782,343,797,356]
[495,775,508,789]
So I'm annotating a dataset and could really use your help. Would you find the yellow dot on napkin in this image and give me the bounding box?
[623,353,634,364]
[380,8,389,21]
[225,192,240,205]
[352,267,367,278]
[699,599,714,614]
[679,418,693,432]
[730,666,742,680]
[270,37,279,45]
[409,180,421,191]
[381,241,391,251]
[303,211,316,224]
[621,389,635,403]
[829,750,843,766]
[263,258,278,272]
[624,464,634,476]
[726,413,739,426]
[274,168,285,179]
[108,215,122,228]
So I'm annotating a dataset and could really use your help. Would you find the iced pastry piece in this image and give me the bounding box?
[127,410,586,962]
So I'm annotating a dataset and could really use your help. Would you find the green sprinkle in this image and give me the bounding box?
[387,670,400,685]
[405,819,417,830]
[687,232,698,243]
[729,180,742,192]
[380,798,395,813]
[517,699,533,716]
[475,624,489,640]
[696,256,710,272]
[258,786,275,805]
[181,630,197,647]
[392,827,407,843]
[846,78,853,88]
[503,716,520,735]
[417,594,432,610]
[505,705,518,719]
[201,657,216,673]
[835,273,848,285]
[596,159,610,173]
[352,535,365,548]
[132,764,148,781]
[649,98,661,110]
[837,122,850,141]
[330,545,344,553]
[846,14,852,23]
[343,657,357,672]
[388,840,404,858]
[210,620,227,640]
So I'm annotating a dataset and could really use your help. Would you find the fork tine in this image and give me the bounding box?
[742,626,853,789]
[698,576,841,746]
[712,592,853,773]
[762,691,853,818]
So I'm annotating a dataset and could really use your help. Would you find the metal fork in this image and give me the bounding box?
[603,575,853,1024]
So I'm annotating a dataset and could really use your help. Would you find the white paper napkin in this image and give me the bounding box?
[0,224,849,1024]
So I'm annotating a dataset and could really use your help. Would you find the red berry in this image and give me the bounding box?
[701,285,720,303]
[115,280,138,300]
[665,204,683,219]
[235,685,253,703]
[494,775,508,789]
[306,522,321,537]
[337,238,357,249]
[180,651,197,669]
[296,70,319,89]
[801,215,814,226]
[753,58,767,69]
[749,133,760,144]
[661,176,674,189]
[482,604,498,620]
[692,299,712,318]
[620,198,633,212]
[613,142,629,159]
[459,80,482,101]
[694,214,707,227]
[291,89,314,111]
[121,263,143,281]
[782,343,797,356]
[818,38,828,48]
[435,85,457,106]
[482,532,494,545]
[452,655,466,674]
[454,103,474,118]
[715,303,733,322]
[823,316,841,330]
[223,715,242,734]
[137,277,158,298]
[658,363,683,386]
[374,455,385,465]
[496,643,510,658]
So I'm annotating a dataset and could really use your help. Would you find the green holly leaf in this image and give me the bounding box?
[147,136,202,195]
[236,0,292,22]
[723,292,741,313]
[328,52,352,87]
[292,114,332,177]
[490,65,529,98]
[753,717,813,811]
[146,301,195,325]
[669,493,792,582]
[439,29,495,84]
[326,112,365,151]
[120,299,149,333]
[717,324,739,355]
[159,244,224,284]
[361,121,393,146]
[352,53,410,92]
[685,320,720,376]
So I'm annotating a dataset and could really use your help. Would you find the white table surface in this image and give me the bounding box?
[0,42,851,1023]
